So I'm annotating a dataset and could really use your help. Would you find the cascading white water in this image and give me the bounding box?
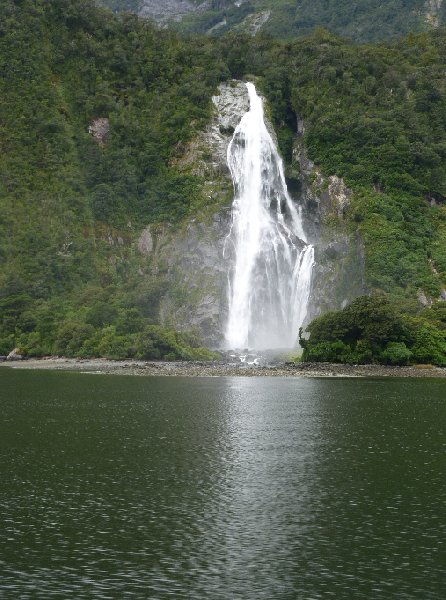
[224,82,314,350]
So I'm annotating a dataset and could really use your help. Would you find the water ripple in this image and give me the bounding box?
[0,371,445,598]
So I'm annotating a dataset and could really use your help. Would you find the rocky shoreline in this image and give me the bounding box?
[1,357,446,378]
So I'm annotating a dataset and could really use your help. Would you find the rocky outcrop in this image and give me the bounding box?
[139,0,210,22]
[175,80,249,177]
[7,347,24,361]
[424,0,443,28]
[292,121,366,323]
[104,1,271,36]
[232,10,271,35]
[138,81,249,346]
[138,226,154,254]
[137,0,253,23]
[417,289,434,307]
[88,118,109,145]
[138,212,231,347]
[138,82,365,346]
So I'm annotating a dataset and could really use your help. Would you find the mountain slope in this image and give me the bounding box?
[1,0,446,361]
[0,0,223,358]
[100,0,446,43]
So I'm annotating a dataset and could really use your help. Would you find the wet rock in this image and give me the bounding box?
[323,242,344,259]
[209,80,250,167]
[155,213,232,347]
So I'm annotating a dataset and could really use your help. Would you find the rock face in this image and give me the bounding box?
[137,0,251,23]
[424,0,444,28]
[138,81,249,347]
[138,226,154,254]
[138,0,210,22]
[292,121,366,323]
[88,118,109,145]
[138,82,365,347]
[144,213,231,347]
[175,80,249,177]
[232,10,271,35]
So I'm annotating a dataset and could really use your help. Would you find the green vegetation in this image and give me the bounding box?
[286,29,446,297]
[1,0,446,361]
[175,0,445,43]
[300,296,446,366]
[98,0,141,13]
[0,0,225,359]
[213,28,446,299]
[0,286,218,360]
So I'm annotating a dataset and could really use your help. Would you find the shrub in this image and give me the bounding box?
[381,342,413,366]
[302,340,352,363]
[409,323,446,366]
[301,296,446,366]
[55,322,95,357]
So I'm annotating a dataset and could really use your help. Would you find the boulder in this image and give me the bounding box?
[6,348,24,361]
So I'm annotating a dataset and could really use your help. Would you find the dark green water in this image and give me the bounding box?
[1,369,445,599]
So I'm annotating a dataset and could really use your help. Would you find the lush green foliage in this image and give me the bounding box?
[1,0,446,361]
[285,29,446,297]
[213,28,446,298]
[175,0,445,43]
[0,286,217,360]
[98,0,141,13]
[300,296,446,366]
[0,0,225,358]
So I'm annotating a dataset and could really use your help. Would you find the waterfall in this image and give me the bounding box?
[224,82,314,350]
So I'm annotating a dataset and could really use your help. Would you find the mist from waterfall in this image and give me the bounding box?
[225,82,314,350]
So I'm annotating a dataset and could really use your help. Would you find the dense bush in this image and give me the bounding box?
[174,0,442,44]
[13,299,218,361]
[0,0,226,359]
[300,296,446,366]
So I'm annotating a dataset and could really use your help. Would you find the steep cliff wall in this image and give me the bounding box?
[424,0,444,27]
[99,0,445,42]
[137,81,249,347]
[137,81,365,347]
[292,122,366,323]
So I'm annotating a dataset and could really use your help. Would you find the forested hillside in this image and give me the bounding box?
[100,0,446,43]
[1,0,446,363]
[0,0,224,359]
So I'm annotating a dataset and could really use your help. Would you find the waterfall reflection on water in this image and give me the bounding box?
[2,371,445,599]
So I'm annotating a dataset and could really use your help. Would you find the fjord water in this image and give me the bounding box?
[225,83,314,350]
[1,369,445,599]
